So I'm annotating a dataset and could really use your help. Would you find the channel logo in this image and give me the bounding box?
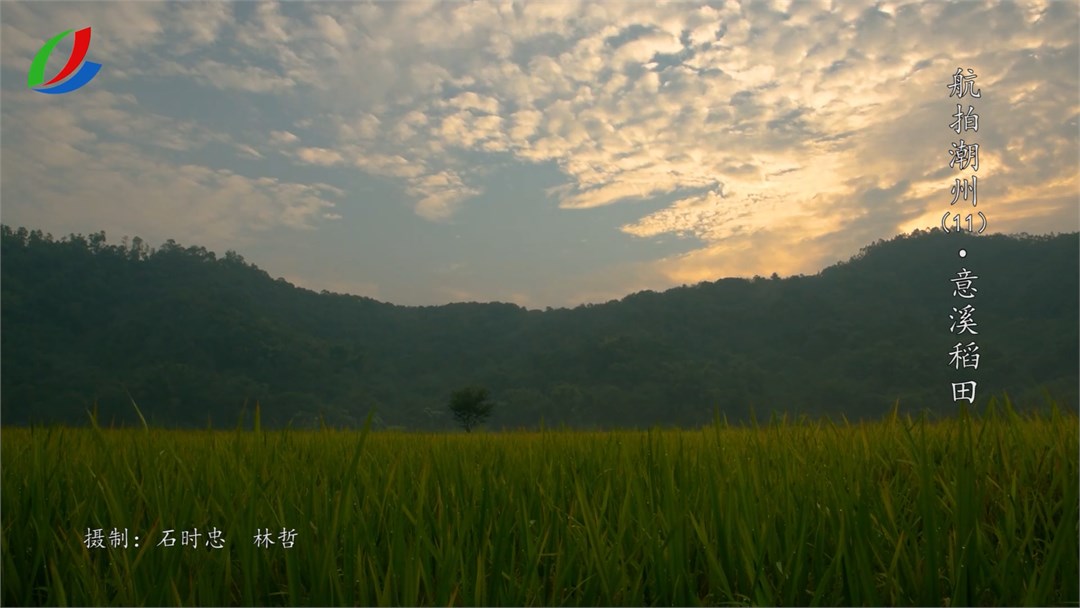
[28,27,102,94]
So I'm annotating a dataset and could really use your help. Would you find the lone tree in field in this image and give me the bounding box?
[448,386,494,432]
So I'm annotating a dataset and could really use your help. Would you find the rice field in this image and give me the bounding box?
[2,400,1077,606]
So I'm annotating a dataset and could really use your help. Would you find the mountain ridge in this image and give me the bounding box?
[2,225,1076,430]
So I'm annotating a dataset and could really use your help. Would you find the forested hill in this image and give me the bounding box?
[1,225,1076,430]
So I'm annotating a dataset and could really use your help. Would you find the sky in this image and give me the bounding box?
[1,1,1077,309]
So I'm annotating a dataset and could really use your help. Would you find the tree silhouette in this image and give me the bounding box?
[448,386,494,432]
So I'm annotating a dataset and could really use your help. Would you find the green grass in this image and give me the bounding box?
[2,399,1077,606]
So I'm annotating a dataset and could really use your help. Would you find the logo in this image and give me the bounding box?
[28,27,101,94]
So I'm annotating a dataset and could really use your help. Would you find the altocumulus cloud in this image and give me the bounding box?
[1,0,1076,306]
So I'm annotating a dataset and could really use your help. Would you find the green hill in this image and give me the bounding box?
[1,225,1076,429]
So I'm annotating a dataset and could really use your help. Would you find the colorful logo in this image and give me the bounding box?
[27,27,101,94]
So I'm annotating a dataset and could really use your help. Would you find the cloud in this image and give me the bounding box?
[311,13,348,48]
[270,130,300,146]
[157,59,297,93]
[443,91,501,115]
[651,231,836,287]
[1,81,340,252]
[296,147,345,166]
[407,170,481,220]
[1,0,1076,306]
[610,30,683,65]
[235,144,263,159]
[172,2,233,51]
[353,153,426,179]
